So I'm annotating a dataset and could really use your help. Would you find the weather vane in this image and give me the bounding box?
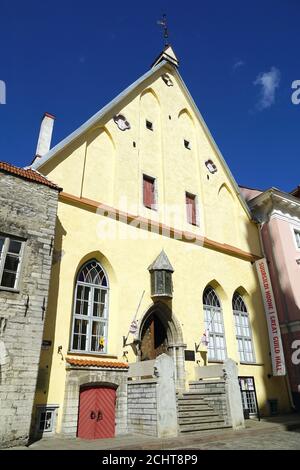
[157,14,169,47]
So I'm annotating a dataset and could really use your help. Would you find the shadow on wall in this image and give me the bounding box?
[243,213,299,419]
[29,216,67,444]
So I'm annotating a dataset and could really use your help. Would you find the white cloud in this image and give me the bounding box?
[254,67,281,110]
[233,60,245,71]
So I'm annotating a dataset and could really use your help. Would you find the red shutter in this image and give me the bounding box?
[143,176,154,208]
[186,193,196,225]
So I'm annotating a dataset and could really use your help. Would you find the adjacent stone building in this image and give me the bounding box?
[0,162,60,447]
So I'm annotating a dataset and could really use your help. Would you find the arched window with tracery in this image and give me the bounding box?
[71,260,109,353]
[203,286,226,361]
[232,292,255,363]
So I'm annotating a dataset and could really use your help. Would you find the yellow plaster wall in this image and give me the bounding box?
[35,64,290,430]
[36,202,290,430]
[40,67,260,253]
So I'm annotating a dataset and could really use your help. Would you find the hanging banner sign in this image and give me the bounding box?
[255,258,286,376]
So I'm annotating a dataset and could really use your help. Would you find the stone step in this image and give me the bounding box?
[176,404,212,411]
[177,398,213,405]
[189,380,225,385]
[179,414,221,424]
[179,420,228,433]
[179,423,231,434]
[181,390,225,396]
[178,410,219,418]
[187,388,226,393]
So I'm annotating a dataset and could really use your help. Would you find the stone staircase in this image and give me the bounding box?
[177,380,231,434]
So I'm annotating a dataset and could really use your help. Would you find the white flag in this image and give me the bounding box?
[200,329,209,347]
[129,319,138,335]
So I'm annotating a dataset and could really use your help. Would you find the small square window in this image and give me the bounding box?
[146,120,153,131]
[36,406,58,435]
[186,192,198,226]
[143,174,156,210]
[184,139,191,150]
[0,235,24,290]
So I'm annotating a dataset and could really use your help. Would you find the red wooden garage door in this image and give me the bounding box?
[77,386,116,439]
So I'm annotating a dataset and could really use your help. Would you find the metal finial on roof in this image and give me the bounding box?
[157,14,169,47]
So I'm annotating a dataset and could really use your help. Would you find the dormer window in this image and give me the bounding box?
[184,139,191,150]
[146,120,153,131]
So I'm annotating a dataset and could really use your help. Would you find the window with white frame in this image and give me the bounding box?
[36,405,58,434]
[203,286,226,361]
[233,292,255,363]
[294,229,300,249]
[71,260,109,354]
[0,235,24,290]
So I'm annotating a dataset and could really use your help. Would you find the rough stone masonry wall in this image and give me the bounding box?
[61,367,128,437]
[127,380,158,436]
[0,173,59,447]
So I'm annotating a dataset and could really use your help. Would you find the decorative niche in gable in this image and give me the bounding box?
[113,114,131,131]
[205,159,218,174]
[161,73,174,87]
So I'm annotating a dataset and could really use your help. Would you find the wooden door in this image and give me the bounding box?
[77,386,116,439]
[140,313,168,361]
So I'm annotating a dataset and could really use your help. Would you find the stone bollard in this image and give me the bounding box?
[154,354,178,438]
[223,358,245,429]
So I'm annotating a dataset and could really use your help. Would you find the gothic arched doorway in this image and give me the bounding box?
[140,312,168,361]
[138,302,186,391]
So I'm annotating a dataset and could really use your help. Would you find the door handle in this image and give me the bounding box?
[90,411,96,420]
[96,410,103,421]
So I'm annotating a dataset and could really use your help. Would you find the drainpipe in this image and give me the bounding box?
[256,215,296,410]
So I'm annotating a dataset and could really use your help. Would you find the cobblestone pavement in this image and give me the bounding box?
[5,415,300,451]
[178,430,300,450]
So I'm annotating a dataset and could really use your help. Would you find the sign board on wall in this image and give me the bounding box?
[255,258,286,376]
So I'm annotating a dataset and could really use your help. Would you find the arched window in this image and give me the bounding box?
[71,260,109,353]
[232,292,255,363]
[203,286,226,361]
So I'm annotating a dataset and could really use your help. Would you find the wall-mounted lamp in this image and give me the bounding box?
[57,345,64,361]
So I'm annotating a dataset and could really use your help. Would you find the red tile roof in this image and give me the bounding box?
[0,161,61,190]
[66,358,129,369]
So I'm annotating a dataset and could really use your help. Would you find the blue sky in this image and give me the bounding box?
[0,0,299,191]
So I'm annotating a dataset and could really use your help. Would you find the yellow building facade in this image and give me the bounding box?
[32,47,290,438]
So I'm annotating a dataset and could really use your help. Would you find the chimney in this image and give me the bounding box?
[35,112,55,159]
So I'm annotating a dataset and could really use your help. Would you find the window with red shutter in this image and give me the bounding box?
[186,192,197,225]
[143,175,156,209]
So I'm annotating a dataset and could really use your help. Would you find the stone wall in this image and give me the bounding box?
[127,379,157,436]
[0,173,59,447]
[61,367,128,437]
[127,354,178,438]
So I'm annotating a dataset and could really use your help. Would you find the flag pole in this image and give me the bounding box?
[123,290,145,348]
